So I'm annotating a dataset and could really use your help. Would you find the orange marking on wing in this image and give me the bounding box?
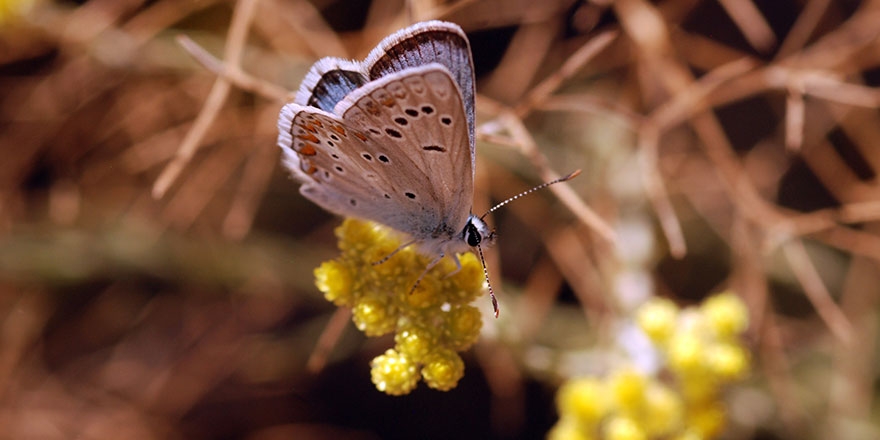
[304,124,318,133]
[298,133,319,143]
[300,144,317,156]
[353,132,367,142]
[306,165,317,174]
[364,101,381,116]
[331,125,346,136]
[313,119,324,128]
[381,96,395,107]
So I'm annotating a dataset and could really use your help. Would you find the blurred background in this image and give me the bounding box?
[1,0,879,439]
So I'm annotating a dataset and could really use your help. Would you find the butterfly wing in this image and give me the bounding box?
[277,64,473,241]
[293,58,368,112]
[363,21,476,177]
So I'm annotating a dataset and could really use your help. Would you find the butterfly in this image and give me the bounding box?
[277,21,578,317]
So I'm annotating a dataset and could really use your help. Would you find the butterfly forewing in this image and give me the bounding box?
[278,64,473,241]
[280,106,396,218]
[363,21,476,170]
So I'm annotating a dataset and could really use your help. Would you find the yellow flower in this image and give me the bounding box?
[609,369,646,414]
[352,296,396,337]
[421,348,465,391]
[548,417,594,440]
[315,260,352,306]
[705,342,749,381]
[316,219,486,395]
[557,378,608,427]
[687,401,726,439]
[603,416,646,440]
[636,298,678,343]
[643,382,684,436]
[0,0,37,24]
[667,331,705,373]
[550,292,752,439]
[701,292,749,339]
[443,304,482,351]
[370,349,419,396]
[679,372,718,405]
[395,323,436,363]
[670,430,704,440]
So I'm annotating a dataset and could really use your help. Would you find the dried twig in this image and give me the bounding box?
[775,0,832,59]
[716,0,776,53]
[638,122,686,258]
[175,35,290,102]
[306,308,352,374]
[782,240,855,345]
[499,110,618,244]
[152,0,260,199]
[785,86,806,152]
[514,29,618,117]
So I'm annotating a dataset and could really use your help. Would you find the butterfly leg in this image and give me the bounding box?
[408,253,444,295]
[372,239,418,266]
[443,253,463,278]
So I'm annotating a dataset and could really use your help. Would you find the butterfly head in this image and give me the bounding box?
[462,214,495,249]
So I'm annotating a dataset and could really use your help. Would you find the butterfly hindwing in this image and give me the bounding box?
[294,58,368,112]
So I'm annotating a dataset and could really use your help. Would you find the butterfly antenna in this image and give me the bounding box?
[480,170,582,220]
[476,244,499,318]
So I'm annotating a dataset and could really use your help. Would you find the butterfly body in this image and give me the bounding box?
[277,21,483,262]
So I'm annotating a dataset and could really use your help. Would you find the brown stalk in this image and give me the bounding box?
[152,0,260,199]
[306,308,352,374]
[640,123,687,258]
[499,110,618,244]
[221,138,278,240]
[781,240,855,345]
[784,87,806,152]
[175,34,290,102]
[716,0,776,53]
[514,29,618,118]
[775,0,833,59]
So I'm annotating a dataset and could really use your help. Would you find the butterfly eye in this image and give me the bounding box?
[464,223,481,247]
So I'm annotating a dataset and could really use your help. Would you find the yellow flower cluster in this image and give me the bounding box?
[550,292,750,440]
[314,219,485,395]
[0,0,36,24]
